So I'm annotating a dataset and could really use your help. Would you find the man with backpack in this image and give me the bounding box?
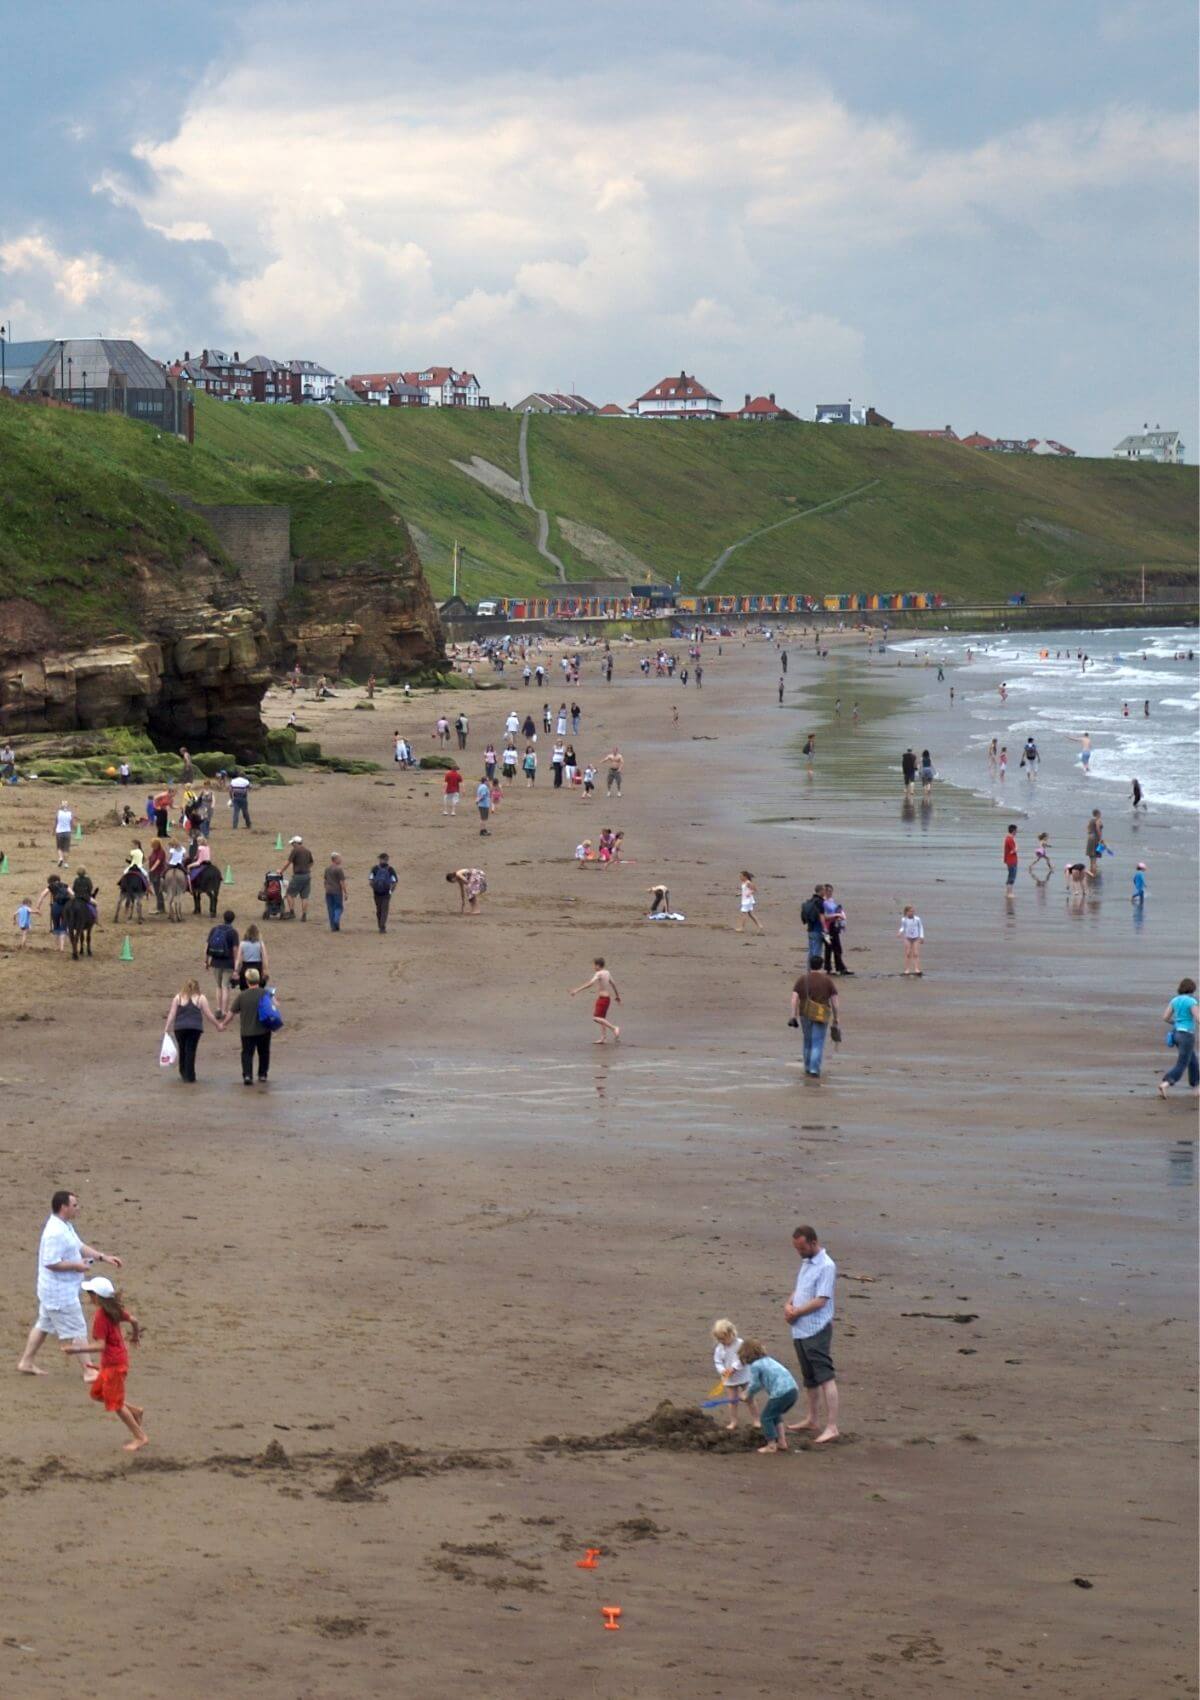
[801,886,826,968]
[368,853,398,933]
[205,909,239,1018]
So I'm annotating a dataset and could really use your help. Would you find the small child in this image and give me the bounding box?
[737,1339,799,1455]
[1029,832,1053,879]
[1132,862,1147,904]
[13,898,33,946]
[582,765,596,798]
[711,1319,756,1431]
[575,840,593,863]
[998,746,1008,778]
[62,1277,148,1451]
[897,905,924,975]
[490,779,502,813]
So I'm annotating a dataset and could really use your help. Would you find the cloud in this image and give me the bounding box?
[80,43,1196,446]
[0,233,170,341]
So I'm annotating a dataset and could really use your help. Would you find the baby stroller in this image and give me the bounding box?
[259,869,287,920]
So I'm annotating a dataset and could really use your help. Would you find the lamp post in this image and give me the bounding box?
[67,355,73,400]
[1,326,6,393]
[81,370,88,410]
[58,339,65,396]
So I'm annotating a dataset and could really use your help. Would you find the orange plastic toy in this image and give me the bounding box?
[576,1548,602,1569]
[602,1606,622,1631]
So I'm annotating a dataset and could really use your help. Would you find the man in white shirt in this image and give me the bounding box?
[228,771,252,828]
[16,1190,123,1380]
[54,800,74,867]
[783,1223,840,1443]
[505,711,520,739]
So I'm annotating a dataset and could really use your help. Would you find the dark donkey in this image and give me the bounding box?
[65,890,99,960]
[190,861,224,917]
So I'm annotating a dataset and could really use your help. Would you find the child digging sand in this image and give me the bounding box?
[62,1277,148,1451]
[737,1339,799,1454]
[711,1319,757,1431]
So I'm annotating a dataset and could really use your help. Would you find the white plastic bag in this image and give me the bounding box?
[159,1033,178,1068]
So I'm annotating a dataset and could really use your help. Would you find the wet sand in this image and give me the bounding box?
[0,632,1195,1699]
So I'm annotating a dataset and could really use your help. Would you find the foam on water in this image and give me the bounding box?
[893,626,1200,812]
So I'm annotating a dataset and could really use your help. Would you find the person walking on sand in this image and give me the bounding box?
[475,776,492,835]
[205,909,239,1019]
[603,747,624,797]
[324,853,348,931]
[1158,978,1198,1099]
[1003,824,1019,888]
[368,853,398,932]
[61,1277,147,1450]
[789,962,839,1080]
[16,1190,122,1379]
[570,957,621,1043]
[777,676,785,704]
[821,885,851,975]
[446,868,487,915]
[898,906,924,975]
[282,836,313,921]
[224,967,274,1085]
[901,749,917,796]
[737,871,764,934]
[1086,809,1104,876]
[54,799,74,867]
[442,763,462,816]
[784,1224,840,1444]
[163,977,223,1082]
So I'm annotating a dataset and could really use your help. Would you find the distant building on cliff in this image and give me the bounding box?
[402,367,490,407]
[1112,428,1184,465]
[345,373,428,406]
[734,393,799,422]
[630,371,723,419]
[4,337,190,435]
[513,391,599,415]
[171,349,336,404]
[814,402,893,427]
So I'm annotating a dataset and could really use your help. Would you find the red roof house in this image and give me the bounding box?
[630,371,723,419]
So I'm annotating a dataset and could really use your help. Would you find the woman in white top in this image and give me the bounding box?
[736,871,764,934]
[898,906,924,976]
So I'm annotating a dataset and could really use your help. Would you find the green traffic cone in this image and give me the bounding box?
[120,935,134,962]
[74,822,83,840]
[0,852,8,874]
[223,864,234,885]
[274,833,284,851]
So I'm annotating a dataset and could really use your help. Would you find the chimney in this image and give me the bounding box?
[184,350,190,361]
[769,392,775,403]
[744,394,750,409]
[234,350,240,362]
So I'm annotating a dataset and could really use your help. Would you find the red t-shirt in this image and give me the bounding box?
[91,1308,130,1370]
[444,770,462,793]
[1003,834,1018,865]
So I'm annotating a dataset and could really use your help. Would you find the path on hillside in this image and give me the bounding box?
[325,408,361,453]
[518,413,566,580]
[697,478,880,591]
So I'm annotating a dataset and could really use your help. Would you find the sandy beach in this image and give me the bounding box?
[0,629,1195,1700]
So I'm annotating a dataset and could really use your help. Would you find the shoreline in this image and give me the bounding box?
[0,628,1194,1698]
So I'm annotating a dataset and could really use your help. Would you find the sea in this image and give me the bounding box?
[890,626,1200,815]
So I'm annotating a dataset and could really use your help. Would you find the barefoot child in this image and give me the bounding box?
[897,905,924,975]
[736,872,764,934]
[62,1277,147,1451]
[569,957,621,1043]
[1029,832,1053,880]
[711,1319,757,1431]
[13,897,33,947]
[736,1339,799,1454]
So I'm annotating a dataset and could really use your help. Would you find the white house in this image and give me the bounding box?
[1112,429,1184,465]
[403,366,489,407]
[630,371,723,419]
[288,359,337,402]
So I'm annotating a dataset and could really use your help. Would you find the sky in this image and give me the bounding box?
[3,0,1197,455]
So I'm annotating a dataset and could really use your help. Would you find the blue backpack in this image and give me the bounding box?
[257,988,284,1032]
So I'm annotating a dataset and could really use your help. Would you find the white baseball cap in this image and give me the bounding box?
[81,1276,115,1298]
[290,835,303,844]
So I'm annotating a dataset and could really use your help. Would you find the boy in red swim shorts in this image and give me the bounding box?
[569,956,622,1044]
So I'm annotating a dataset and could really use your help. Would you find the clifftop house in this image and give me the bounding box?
[815,402,893,427]
[734,393,799,422]
[171,349,335,404]
[1113,428,1184,465]
[403,367,489,407]
[346,372,427,406]
[514,391,598,415]
[630,371,723,419]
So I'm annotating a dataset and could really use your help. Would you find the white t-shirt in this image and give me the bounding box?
[899,915,925,939]
[229,775,250,795]
[36,1214,84,1306]
[713,1336,750,1387]
[55,808,73,835]
[506,714,519,734]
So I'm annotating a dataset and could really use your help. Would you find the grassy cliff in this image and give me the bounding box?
[0,393,1193,619]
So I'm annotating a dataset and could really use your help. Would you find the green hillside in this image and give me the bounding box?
[0,394,1193,622]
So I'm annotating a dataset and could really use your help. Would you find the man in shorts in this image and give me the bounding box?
[205,909,239,1017]
[783,1224,839,1443]
[16,1190,123,1380]
[603,747,624,796]
[569,957,621,1044]
[283,835,313,921]
[54,799,74,867]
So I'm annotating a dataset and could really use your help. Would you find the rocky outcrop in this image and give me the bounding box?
[276,507,445,681]
[0,556,273,759]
